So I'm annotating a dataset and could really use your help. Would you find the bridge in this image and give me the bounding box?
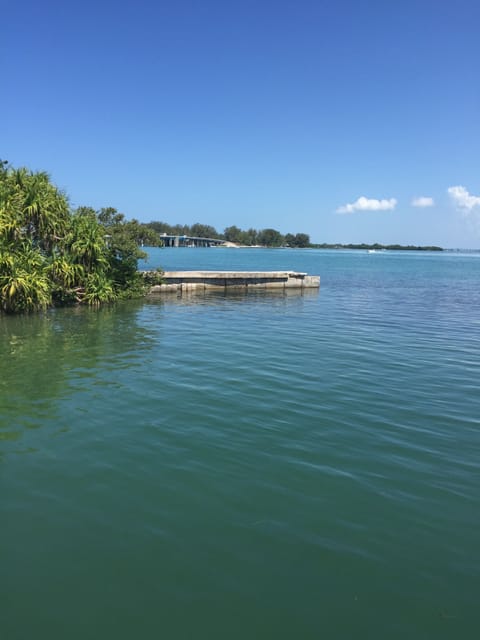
[159,234,224,247]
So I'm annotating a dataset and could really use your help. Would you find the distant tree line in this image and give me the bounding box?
[140,224,443,251]
[310,243,443,251]
[143,221,311,247]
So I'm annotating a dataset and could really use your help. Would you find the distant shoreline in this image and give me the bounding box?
[307,243,443,251]
[209,242,444,251]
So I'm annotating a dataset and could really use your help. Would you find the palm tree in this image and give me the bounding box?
[9,168,70,251]
[1,162,152,313]
[68,211,109,274]
[0,239,51,313]
[83,271,116,306]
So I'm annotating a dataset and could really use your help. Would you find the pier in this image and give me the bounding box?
[148,271,320,293]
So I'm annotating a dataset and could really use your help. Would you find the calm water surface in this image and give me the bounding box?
[1,249,479,639]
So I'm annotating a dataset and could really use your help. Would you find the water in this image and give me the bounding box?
[1,249,479,639]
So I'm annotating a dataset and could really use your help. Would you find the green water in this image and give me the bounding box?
[1,250,479,639]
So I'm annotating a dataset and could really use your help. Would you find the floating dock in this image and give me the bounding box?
[148,271,320,293]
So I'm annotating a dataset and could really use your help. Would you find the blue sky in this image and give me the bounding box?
[2,0,479,247]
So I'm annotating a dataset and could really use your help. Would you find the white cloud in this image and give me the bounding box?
[448,185,480,211]
[336,196,397,214]
[411,196,434,208]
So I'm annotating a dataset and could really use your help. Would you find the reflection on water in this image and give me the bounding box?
[0,303,156,447]
[145,286,320,307]
[0,290,319,448]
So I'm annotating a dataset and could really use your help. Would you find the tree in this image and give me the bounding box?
[0,165,71,312]
[145,220,172,234]
[284,232,310,248]
[189,223,220,239]
[122,219,161,247]
[97,207,125,227]
[0,167,70,252]
[257,228,284,247]
[0,238,52,313]
[242,228,258,246]
[293,233,310,248]
[224,225,243,243]
[69,208,109,274]
[104,219,148,294]
[0,163,154,313]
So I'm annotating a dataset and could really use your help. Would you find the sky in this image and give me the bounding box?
[2,0,480,247]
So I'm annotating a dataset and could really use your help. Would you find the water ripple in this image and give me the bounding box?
[1,250,480,638]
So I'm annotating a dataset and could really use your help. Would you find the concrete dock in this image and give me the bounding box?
[148,271,320,293]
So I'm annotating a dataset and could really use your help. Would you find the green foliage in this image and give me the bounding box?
[0,166,69,250]
[0,163,157,313]
[189,223,219,239]
[241,228,259,246]
[0,164,70,312]
[144,220,219,240]
[257,228,284,247]
[97,207,125,227]
[310,242,443,251]
[284,232,310,248]
[82,271,116,306]
[144,220,310,248]
[224,225,243,243]
[0,239,52,313]
[69,209,109,273]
